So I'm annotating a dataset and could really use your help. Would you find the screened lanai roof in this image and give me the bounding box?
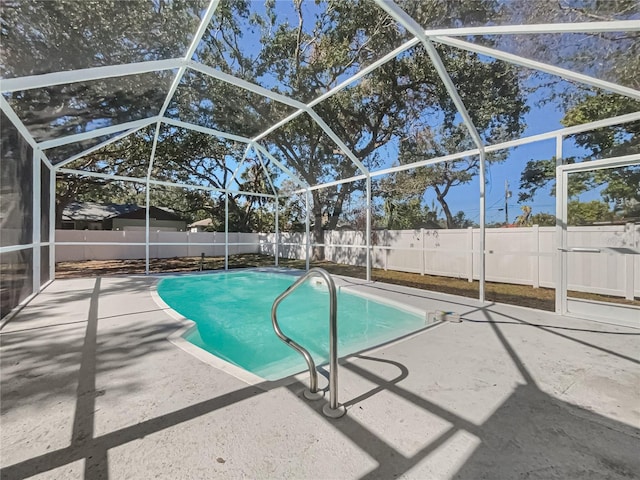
[1,0,639,197]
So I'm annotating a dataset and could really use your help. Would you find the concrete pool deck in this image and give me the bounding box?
[1,271,639,479]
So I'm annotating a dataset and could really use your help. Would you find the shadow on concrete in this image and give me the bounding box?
[1,276,273,480]
[461,317,640,336]
[0,280,181,417]
[283,311,640,479]
[461,305,640,366]
[452,383,640,479]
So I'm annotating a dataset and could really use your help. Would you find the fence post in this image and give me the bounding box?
[420,228,425,275]
[625,222,635,301]
[467,227,473,282]
[384,230,389,271]
[532,224,540,288]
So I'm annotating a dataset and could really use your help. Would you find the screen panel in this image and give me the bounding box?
[1,112,34,247]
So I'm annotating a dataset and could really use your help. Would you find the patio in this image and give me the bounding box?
[1,273,638,479]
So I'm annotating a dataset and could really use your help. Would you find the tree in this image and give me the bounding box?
[530,212,556,227]
[381,123,523,229]
[514,206,532,226]
[54,127,152,227]
[11,0,529,245]
[450,211,477,229]
[3,0,252,228]
[2,1,205,140]
[382,198,442,230]
[58,126,277,232]
[567,200,612,226]
[197,0,527,243]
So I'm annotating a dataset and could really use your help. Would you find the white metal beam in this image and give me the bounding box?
[0,96,40,150]
[423,20,640,38]
[374,149,479,179]
[188,61,367,177]
[57,168,147,184]
[293,174,368,194]
[252,109,307,142]
[40,152,53,171]
[224,192,229,270]
[255,147,278,196]
[249,35,416,142]
[0,244,36,254]
[0,59,184,93]
[38,117,159,150]
[155,1,221,124]
[164,118,309,190]
[158,181,274,198]
[227,145,252,188]
[274,196,280,266]
[251,142,308,189]
[145,122,163,274]
[306,39,420,110]
[252,21,639,143]
[375,0,487,301]
[188,61,308,110]
[161,117,252,143]
[32,149,41,293]
[56,168,277,198]
[365,175,372,281]
[55,124,150,169]
[305,189,311,271]
[145,0,220,274]
[149,178,275,198]
[375,1,484,149]
[485,111,640,153]
[186,0,221,62]
[49,163,56,281]
[555,134,564,314]
[478,149,486,302]
[559,152,640,172]
[434,36,640,101]
[293,149,476,194]
[306,109,369,175]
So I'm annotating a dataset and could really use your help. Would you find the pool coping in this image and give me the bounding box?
[150,267,443,388]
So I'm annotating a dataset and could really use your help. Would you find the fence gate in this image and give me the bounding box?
[556,156,640,328]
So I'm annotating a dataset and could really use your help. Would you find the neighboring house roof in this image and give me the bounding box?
[188,218,213,228]
[62,202,138,222]
[110,206,184,221]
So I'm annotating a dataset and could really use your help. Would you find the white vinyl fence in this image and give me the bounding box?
[260,224,639,300]
[57,224,639,299]
[55,230,260,261]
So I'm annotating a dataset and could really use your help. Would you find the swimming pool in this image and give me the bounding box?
[157,270,427,380]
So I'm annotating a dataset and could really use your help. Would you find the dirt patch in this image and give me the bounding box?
[55,253,638,312]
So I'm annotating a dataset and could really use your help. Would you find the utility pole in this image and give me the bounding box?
[504,179,512,226]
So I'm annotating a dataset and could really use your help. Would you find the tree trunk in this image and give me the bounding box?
[55,196,72,229]
[436,192,455,229]
[312,220,324,261]
[311,192,324,261]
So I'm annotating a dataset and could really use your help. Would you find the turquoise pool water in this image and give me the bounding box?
[158,271,426,380]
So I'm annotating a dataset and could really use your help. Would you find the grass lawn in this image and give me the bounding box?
[55,253,639,312]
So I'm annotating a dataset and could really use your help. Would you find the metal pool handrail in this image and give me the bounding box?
[271,268,345,418]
